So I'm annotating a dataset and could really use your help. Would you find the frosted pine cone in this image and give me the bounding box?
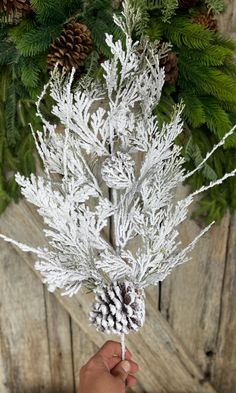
[90,281,145,335]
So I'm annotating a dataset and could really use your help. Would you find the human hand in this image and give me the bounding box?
[78,340,139,393]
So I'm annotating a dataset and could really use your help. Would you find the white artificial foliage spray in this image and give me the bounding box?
[1,0,236,359]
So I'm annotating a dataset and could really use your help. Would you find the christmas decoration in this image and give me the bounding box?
[47,21,93,72]
[159,50,178,84]
[145,1,236,222]
[0,0,235,222]
[0,0,116,213]
[0,44,41,214]
[192,11,218,32]
[1,0,236,356]
[146,0,224,21]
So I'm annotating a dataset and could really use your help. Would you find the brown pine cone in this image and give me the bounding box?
[192,12,218,32]
[47,21,93,72]
[0,0,31,14]
[160,51,179,84]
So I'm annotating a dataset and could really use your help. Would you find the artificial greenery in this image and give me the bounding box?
[142,1,236,222]
[3,0,116,95]
[0,0,117,212]
[0,0,236,222]
[146,0,225,22]
[0,65,37,213]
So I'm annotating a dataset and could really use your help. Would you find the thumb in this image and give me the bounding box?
[112,360,131,383]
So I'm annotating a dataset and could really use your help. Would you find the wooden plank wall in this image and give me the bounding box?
[0,3,236,393]
[218,0,236,39]
[0,201,218,393]
[160,4,236,393]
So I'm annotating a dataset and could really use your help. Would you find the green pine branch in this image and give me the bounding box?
[162,16,214,48]
[0,39,18,66]
[179,45,233,67]
[199,96,235,144]
[15,25,62,56]
[184,135,218,182]
[180,92,206,128]
[146,0,178,22]
[178,61,236,103]
[19,57,43,89]
[5,81,19,145]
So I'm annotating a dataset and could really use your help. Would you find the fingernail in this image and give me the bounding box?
[121,360,131,372]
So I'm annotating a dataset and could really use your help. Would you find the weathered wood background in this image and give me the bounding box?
[0,3,236,392]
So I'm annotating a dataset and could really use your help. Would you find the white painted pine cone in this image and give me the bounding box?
[89,281,145,335]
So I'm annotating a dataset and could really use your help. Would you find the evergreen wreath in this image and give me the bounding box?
[1,0,236,357]
[0,0,236,223]
[146,0,224,22]
[0,0,117,213]
[141,0,236,222]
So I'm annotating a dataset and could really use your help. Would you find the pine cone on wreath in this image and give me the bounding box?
[47,21,93,72]
[160,51,179,84]
[192,12,218,32]
[0,0,31,14]
[90,281,145,335]
[179,0,200,9]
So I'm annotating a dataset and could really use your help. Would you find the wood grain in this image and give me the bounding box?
[161,209,230,381]
[212,213,236,392]
[160,4,236,391]
[0,204,75,393]
[217,0,236,39]
[44,291,75,393]
[0,241,52,393]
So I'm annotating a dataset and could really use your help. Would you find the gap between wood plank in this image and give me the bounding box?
[215,215,232,347]
[0,200,219,393]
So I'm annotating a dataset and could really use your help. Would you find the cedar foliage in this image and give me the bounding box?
[0,0,236,222]
[0,0,116,212]
[143,1,236,222]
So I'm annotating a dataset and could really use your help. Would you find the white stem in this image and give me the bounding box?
[182,125,236,181]
[79,152,102,196]
[0,234,44,255]
[63,128,69,181]
[121,333,126,361]
[190,168,236,199]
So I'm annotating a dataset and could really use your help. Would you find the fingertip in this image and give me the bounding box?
[129,360,139,373]
[127,375,137,387]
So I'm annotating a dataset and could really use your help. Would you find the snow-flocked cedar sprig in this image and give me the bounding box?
[0,0,236,350]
